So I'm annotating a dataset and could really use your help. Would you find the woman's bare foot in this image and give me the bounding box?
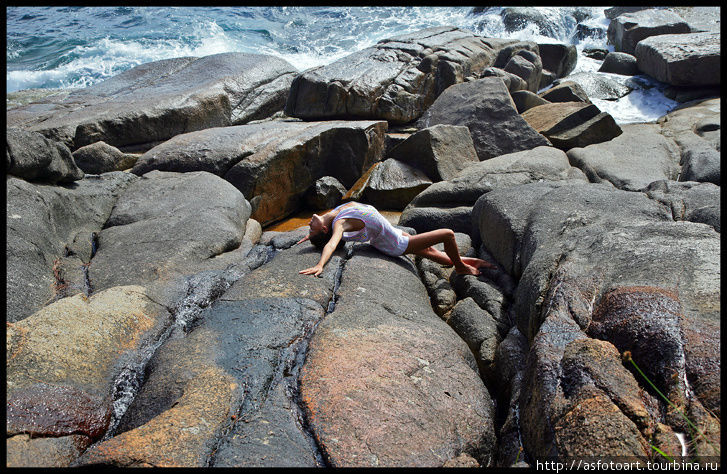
[454,263,481,275]
[462,257,495,269]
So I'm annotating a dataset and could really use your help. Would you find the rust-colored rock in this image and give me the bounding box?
[301,325,493,467]
[7,383,111,439]
[77,367,241,467]
[589,286,687,410]
[561,338,655,435]
[299,248,495,467]
[6,434,92,468]
[554,389,650,460]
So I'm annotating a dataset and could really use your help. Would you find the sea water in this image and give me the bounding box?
[6,6,678,123]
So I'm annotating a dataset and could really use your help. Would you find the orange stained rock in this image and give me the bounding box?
[79,366,240,467]
[555,390,650,458]
[299,325,492,467]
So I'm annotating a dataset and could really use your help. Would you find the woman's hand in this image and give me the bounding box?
[299,264,324,277]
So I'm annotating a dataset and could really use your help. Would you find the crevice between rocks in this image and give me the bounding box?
[101,243,273,442]
[286,245,354,467]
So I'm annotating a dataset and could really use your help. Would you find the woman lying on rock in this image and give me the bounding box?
[296,201,494,277]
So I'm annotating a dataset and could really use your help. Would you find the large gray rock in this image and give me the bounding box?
[598,52,639,76]
[132,120,387,225]
[285,26,528,124]
[474,181,720,459]
[669,6,721,33]
[88,171,252,309]
[644,180,720,232]
[387,124,478,181]
[566,123,680,191]
[361,159,432,211]
[300,245,496,466]
[7,129,84,183]
[400,146,586,235]
[502,49,543,93]
[72,141,138,174]
[481,67,528,92]
[539,81,590,104]
[500,8,560,37]
[305,176,347,210]
[417,77,550,161]
[510,90,550,114]
[607,9,690,55]
[6,172,137,322]
[537,43,577,79]
[635,32,721,87]
[6,53,297,150]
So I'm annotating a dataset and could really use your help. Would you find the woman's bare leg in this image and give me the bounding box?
[404,229,480,275]
[412,243,495,270]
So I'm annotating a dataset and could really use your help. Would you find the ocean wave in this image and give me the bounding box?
[9,6,612,93]
[5,6,681,125]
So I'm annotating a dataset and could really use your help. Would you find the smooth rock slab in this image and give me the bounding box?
[300,246,495,467]
[636,32,721,86]
[644,180,720,232]
[285,26,525,123]
[6,53,298,150]
[7,285,171,398]
[6,172,137,322]
[6,434,92,468]
[607,9,690,55]
[388,124,479,182]
[89,170,250,304]
[566,123,680,191]
[361,158,432,211]
[656,98,720,185]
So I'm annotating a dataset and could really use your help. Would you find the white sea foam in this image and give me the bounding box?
[6,6,682,124]
[594,88,679,124]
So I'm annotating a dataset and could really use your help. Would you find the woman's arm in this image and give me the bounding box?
[299,221,345,277]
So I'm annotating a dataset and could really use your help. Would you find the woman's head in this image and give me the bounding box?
[308,213,330,250]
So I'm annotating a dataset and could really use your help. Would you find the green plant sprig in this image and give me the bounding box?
[623,351,719,456]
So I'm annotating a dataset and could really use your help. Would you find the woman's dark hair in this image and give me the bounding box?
[309,227,344,251]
